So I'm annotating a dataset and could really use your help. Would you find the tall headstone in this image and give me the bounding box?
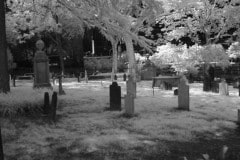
[33,40,51,88]
[178,77,190,111]
[219,79,229,96]
[109,82,121,111]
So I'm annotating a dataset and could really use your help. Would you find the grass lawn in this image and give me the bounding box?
[1,79,240,160]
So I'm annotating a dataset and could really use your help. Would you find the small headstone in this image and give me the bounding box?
[127,76,136,98]
[123,73,127,81]
[85,70,88,83]
[49,92,58,122]
[58,75,65,95]
[0,127,4,160]
[43,92,50,114]
[125,94,134,116]
[178,78,190,111]
[109,82,121,111]
[174,89,178,95]
[219,80,229,96]
[114,75,117,80]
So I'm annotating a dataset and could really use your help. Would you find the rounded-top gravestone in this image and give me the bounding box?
[33,40,51,88]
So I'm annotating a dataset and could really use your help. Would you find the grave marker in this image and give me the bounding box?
[33,40,51,88]
[85,70,88,83]
[49,92,58,122]
[43,92,50,114]
[219,79,229,96]
[178,78,190,111]
[123,73,127,81]
[109,82,121,111]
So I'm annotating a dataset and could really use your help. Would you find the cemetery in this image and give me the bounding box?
[1,0,240,160]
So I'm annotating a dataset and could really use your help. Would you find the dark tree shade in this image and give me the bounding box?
[0,0,10,93]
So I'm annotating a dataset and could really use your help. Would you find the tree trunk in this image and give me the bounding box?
[56,34,65,75]
[124,34,137,81]
[0,0,10,93]
[111,40,118,81]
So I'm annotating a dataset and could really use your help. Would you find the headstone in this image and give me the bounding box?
[123,73,127,81]
[126,76,136,98]
[178,78,190,111]
[43,92,50,114]
[33,40,51,88]
[49,92,58,122]
[0,127,3,160]
[58,75,65,95]
[85,70,88,83]
[114,75,117,80]
[125,94,134,116]
[174,89,178,95]
[219,80,229,96]
[109,82,121,111]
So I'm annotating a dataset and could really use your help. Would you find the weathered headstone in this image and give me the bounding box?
[43,92,50,114]
[114,75,117,81]
[58,75,65,95]
[33,40,51,88]
[109,82,121,111]
[0,127,3,160]
[178,78,190,111]
[174,89,178,95]
[126,76,136,98]
[85,70,88,83]
[123,73,127,81]
[219,79,229,96]
[49,92,58,122]
[125,94,134,116]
